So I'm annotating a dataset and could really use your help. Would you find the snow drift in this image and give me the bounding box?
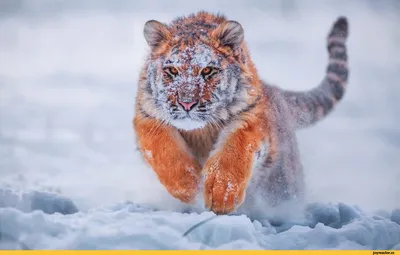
[0,189,399,250]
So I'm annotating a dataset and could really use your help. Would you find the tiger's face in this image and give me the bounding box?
[142,15,252,131]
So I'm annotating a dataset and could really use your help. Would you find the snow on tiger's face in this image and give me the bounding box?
[142,18,249,131]
[147,42,243,131]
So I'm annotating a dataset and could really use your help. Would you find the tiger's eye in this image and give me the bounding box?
[201,67,213,76]
[169,67,179,75]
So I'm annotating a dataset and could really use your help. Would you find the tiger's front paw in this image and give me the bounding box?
[203,161,247,214]
[166,167,200,204]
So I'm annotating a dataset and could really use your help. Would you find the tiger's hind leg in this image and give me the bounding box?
[265,165,305,207]
[265,146,305,207]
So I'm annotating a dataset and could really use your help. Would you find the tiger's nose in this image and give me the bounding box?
[178,100,198,111]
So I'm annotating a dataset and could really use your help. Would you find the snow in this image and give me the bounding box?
[1,0,399,250]
[144,150,153,160]
[0,189,399,250]
[170,118,207,131]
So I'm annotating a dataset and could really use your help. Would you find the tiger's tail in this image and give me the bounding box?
[283,17,349,129]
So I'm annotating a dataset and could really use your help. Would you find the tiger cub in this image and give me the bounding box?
[133,11,349,214]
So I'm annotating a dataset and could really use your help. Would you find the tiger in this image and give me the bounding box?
[133,11,349,215]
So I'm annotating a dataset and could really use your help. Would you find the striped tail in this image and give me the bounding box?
[283,16,349,129]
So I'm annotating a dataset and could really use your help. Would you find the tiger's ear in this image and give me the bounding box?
[211,21,244,50]
[143,20,171,48]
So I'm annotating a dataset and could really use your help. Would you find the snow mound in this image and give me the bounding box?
[0,188,78,215]
[0,190,399,250]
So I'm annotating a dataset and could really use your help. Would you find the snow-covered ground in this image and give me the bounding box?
[0,0,399,250]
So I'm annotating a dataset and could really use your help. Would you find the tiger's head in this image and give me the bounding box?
[139,12,259,131]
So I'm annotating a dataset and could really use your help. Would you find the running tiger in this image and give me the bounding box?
[133,12,349,215]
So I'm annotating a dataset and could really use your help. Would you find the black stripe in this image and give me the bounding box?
[216,87,224,96]
[232,96,261,116]
[326,78,345,101]
[138,105,153,119]
[144,81,153,94]
[314,89,334,115]
[307,92,319,122]
[211,92,220,101]
[327,64,349,81]
[330,50,347,61]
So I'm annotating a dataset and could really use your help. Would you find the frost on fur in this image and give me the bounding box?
[134,12,350,214]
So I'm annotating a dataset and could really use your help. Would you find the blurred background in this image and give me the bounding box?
[0,0,399,213]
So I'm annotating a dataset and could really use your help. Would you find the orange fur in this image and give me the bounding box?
[134,111,202,203]
[203,98,272,214]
